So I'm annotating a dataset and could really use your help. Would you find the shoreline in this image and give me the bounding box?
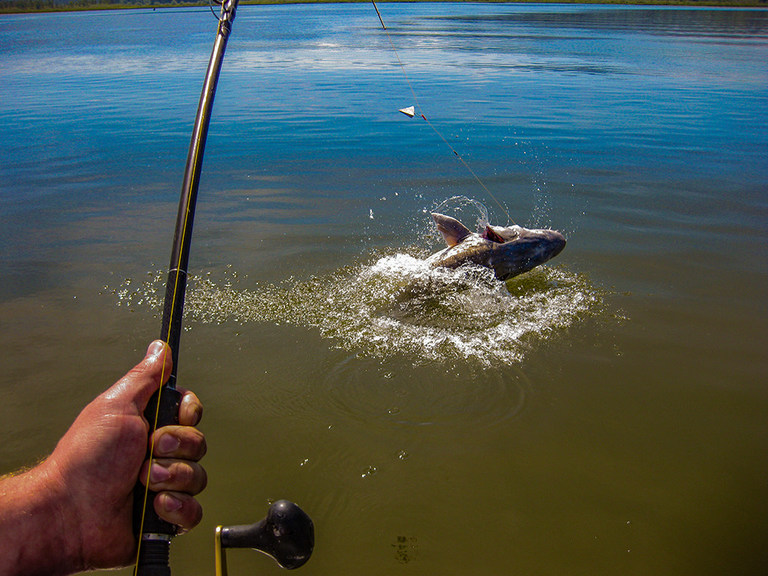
[2,0,767,16]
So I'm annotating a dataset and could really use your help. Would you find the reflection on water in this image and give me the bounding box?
[115,251,602,367]
[441,6,768,39]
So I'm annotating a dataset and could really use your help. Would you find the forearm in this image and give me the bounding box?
[0,341,206,574]
[0,461,81,576]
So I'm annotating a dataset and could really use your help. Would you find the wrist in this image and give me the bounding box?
[0,460,83,576]
[39,457,86,574]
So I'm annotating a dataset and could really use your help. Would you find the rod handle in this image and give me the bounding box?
[133,386,182,576]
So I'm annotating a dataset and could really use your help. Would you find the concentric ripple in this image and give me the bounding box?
[320,353,531,427]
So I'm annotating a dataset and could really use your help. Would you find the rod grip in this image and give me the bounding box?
[133,386,182,576]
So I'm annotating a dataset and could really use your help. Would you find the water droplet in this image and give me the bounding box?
[361,465,377,478]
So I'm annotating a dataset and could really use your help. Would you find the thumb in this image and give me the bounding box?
[103,340,173,413]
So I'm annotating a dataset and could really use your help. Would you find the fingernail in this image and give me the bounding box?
[147,340,166,359]
[180,394,203,427]
[150,462,172,483]
[160,493,183,513]
[156,434,180,455]
[191,407,201,427]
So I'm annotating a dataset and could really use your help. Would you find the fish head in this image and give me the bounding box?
[487,226,566,280]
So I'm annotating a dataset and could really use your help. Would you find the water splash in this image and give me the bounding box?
[432,195,491,233]
[114,252,602,367]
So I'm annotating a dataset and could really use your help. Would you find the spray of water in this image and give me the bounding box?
[114,251,602,367]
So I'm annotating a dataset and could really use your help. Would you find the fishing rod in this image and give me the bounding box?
[133,1,313,574]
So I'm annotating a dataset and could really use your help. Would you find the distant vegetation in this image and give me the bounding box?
[0,0,199,12]
[1,0,766,14]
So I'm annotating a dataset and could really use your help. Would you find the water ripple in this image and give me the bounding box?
[320,353,529,428]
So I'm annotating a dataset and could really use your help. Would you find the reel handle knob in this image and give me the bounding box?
[220,500,314,569]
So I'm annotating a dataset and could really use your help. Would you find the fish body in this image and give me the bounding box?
[427,213,566,280]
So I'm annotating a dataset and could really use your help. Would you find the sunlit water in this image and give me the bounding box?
[1,4,767,576]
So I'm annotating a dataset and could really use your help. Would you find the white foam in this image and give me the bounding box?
[114,254,602,366]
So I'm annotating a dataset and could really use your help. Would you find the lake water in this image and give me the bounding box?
[1,3,767,575]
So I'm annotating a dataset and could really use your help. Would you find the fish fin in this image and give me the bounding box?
[483,225,506,244]
[431,213,472,247]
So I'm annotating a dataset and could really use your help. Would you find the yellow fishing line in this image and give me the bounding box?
[134,168,195,572]
[133,339,172,572]
[133,346,162,572]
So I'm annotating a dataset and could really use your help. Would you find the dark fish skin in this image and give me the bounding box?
[427,213,566,280]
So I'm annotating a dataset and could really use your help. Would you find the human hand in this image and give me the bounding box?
[41,340,206,572]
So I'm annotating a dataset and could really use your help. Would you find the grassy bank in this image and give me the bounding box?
[1,0,766,15]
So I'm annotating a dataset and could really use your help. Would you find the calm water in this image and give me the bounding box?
[1,3,767,575]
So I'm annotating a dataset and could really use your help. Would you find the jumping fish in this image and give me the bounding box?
[427,213,566,280]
